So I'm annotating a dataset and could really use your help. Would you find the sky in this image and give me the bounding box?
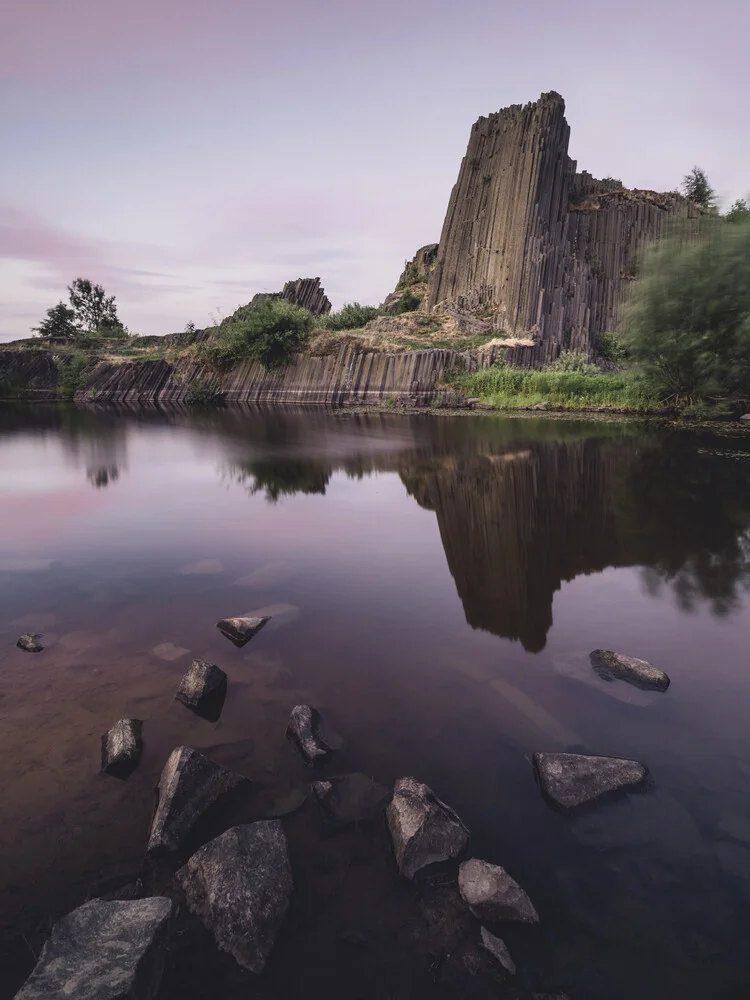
[1,0,748,342]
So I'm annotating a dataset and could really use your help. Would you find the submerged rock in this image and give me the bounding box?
[287,704,342,763]
[534,751,648,810]
[479,926,516,974]
[15,896,175,1000]
[175,658,227,718]
[216,615,270,647]
[176,821,292,974]
[458,858,539,924]
[101,719,143,779]
[312,773,390,830]
[17,633,43,652]
[386,777,469,879]
[147,746,250,854]
[590,649,670,692]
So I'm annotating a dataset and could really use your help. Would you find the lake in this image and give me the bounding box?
[2,404,750,999]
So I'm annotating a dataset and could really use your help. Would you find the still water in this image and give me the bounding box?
[2,405,750,999]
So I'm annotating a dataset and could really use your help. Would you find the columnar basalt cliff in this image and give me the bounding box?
[426,92,699,363]
[251,277,332,316]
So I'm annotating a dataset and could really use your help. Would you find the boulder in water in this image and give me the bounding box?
[176,821,292,974]
[14,896,175,1000]
[590,649,670,691]
[479,926,516,974]
[386,776,469,879]
[312,773,390,830]
[216,615,270,647]
[17,633,43,653]
[458,858,539,923]
[287,704,342,763]
[175,659,227,719]
[101,719,143,779]
[534,751,648,810]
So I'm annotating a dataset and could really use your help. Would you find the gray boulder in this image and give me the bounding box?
[458,858,539,923]
[312,773,390,830]
[216,615,270,647]
[14,896,175,1000]
[175,659,227,718]
[147,746,250,854]
[101,719,143,779]
[534,752,648,810]
[386,777,468,879]
[176,821,292,974]
[590,649,670,691]
[17,633,43,652]
[479,926,516,974]
[287,704,341,763]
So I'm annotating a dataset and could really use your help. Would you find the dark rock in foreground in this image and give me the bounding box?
[590,649,670,691]
[534,751,648,810]
[479,926,516,974]
[17,633,43,653]
[14,896,175,1000]
[312,773,391,830]
[216,615,270,647]
[147,746,250,854]
[176,821,292,974]
[101,719,143,779]
[458,858,539,924]
[175,658,227,718]
[386,777,468,879]
[287,704,341,763]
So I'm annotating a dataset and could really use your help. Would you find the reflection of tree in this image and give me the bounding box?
[86,465,121,490]
[226,459,331,503]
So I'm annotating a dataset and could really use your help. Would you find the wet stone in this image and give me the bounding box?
[216,615,270,647]
[175,658,227,719]
[101,719,143,779]
[458,858,539,924]
[17,633,43,653]
[479,926,516,974]
[176,821,292,974]
[147,746,250,854]
[534,751,648,810]
[287,704,341,763]
[312,773,391,830]
[386,776,469,880]
[14,896,175,1000]
[590,649,670,692]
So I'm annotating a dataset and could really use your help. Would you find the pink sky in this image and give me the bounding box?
[2,0,748,340]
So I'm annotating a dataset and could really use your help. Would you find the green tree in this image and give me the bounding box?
[67,278,121,335]
[621,218,750,409]
[681,166,716,211]
[32,301,78,341]
[726,198,750,223]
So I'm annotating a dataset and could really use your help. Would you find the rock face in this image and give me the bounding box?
[176,821,292,974]
[147,746,250,854]
[287,705,341,763]
[383,244,439,313]
[534,751,648,809]
[426,91,700,365]
[458,859,539,924]
[101,719,143,779]
[479,926,516,974]
[251,277,332,316]
[386,777,469,879]
[312,773,391,830]
[590,649,670,691]
[216,615,270,646]
[175,658,227,716]
[14,897,175,1000]
[17,633,43,652]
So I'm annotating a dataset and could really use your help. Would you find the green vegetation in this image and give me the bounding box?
[681,166,716,211]
[394,289,421,314]
[594,331,629,366]
[620,214,750,413]
[395,260,426,292]
[185,378,221,405]
[200,297,314,371]
[56,352,89,396]
[726,198,750,223]
[317,302,381,331]
[34,278,129,342]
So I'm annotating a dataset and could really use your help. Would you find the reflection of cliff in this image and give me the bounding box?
[401,443,628,652]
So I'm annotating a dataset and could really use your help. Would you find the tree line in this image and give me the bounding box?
[33,279,128,341]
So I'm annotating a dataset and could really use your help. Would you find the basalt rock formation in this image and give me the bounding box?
[251,277,332,316]
[426,91,700,363]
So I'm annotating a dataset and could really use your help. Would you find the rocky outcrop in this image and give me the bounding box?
[17,633,43,652]
[534,752,648,809]
[383,244,439,313]
[14,897,175,1000]
[147,746,250,854]
[286,705,342,763]
[426,92,699,364]
[386,777,469,879]
[176,821,293,974]
[458,859,539,923]
[0,350,59,399]
[590,649,670,691]
[101,719,143,778]
[251,277,332,316]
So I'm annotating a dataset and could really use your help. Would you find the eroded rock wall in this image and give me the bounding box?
[251,277,332,316]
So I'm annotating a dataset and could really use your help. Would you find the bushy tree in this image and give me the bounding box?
[203,298,314,370]
[681,166,716,211]
[32,301,78,340]
[621,218,750,409]
[318,302,380,331]
[67,278,121,335]
[726,198,750,223]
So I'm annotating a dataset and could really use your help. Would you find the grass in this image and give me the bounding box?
[444,363,659,411]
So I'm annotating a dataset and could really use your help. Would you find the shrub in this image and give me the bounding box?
[394,289,421,314]
[548,350,600,374]
[201,298,314,371]
[56,352,89,396]
[620,217,750,408]
[594,332,629,366]
[318,302,380,331]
